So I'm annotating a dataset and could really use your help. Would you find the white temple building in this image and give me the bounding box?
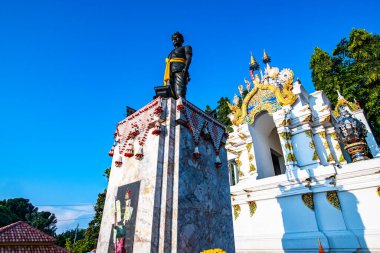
[225,52,380,252]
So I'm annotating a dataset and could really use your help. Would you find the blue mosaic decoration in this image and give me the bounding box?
[246,89,282,124]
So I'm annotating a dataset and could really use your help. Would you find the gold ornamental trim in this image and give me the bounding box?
[226,69,298,126]
[326,190,341,210]
[301,193,314,211]
[248,201,257,217]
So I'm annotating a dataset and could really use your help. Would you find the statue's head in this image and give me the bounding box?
[172,32,184,47]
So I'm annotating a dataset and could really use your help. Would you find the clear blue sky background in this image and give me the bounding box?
[0,0,379,232]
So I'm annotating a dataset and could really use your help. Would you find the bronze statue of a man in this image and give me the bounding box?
[163,32,192,99]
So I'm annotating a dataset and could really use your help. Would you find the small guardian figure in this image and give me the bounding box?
[163,32,192,99]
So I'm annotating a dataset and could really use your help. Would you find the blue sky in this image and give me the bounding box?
[0,0,379,232]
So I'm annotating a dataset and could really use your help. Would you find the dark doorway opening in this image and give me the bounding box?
[271,149,282,176]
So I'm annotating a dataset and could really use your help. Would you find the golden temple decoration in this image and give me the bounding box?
[249,163,256,173]
[279,118,291,127]
[242,73,297,114]
[238,133,248,139]
[327,154,335,162]
[200,249,226,253]
[286,153,297,162]
[235,159,242,169]
[320,115,331,123]
[326,190,341,210]
[339,154,346,163]
[233,205,241,220]
[309,140,319,161]
[249,154,254,161]
[284,142,293,150]
[227,59,298,126]
[377,187,380,197]
[319,132,327,139]
[248,201,257,217]
[301,193,314,211]
[305,130,313,138]
[246,143,253,152]
[279,132,292,140]
[333,91,360,117]
[302,115,312,123]
[250,53,257,66]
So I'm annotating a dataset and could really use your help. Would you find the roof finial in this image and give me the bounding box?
[263,49,271,64]
[337,90,344,100]
[249,51,259,71]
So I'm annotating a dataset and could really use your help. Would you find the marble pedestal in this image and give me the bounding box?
[97,98,235,253]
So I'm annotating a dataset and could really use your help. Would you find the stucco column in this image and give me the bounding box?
[325,127,347,164]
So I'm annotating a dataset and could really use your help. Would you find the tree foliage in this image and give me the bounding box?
[56,228,85,248]
[205,97,232,132]
[310,28,380,142]
[60,167,110,252]
[0,198,57,236]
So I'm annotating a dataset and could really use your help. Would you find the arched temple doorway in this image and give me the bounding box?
[250,112,285,179]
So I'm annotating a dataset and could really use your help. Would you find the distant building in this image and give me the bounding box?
[0,221,70,253]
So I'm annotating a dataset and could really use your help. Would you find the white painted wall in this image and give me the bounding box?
[250,113,285,179]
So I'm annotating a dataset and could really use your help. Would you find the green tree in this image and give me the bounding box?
[310,28,380,142]
[0,198,57,236]
[61,167,110,252]
[216,97,232,132]
[56,228,85,248]
[0,205,19,227]
[205,105,212,114]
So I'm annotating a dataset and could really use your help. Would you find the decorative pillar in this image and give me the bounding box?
[312,126,334,165]
[273,109,298,171]
[225,124,258,182]
[325,127,347,164]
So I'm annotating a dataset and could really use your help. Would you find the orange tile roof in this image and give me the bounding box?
[0,221,70,253]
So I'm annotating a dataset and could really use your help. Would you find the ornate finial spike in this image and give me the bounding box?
[249,52,259,71]
[337,90,344,100]
[263,49,271,64]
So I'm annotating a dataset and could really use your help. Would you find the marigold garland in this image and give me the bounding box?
[200,249,226,253]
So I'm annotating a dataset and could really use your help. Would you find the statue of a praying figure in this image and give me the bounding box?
[163,32,192,99]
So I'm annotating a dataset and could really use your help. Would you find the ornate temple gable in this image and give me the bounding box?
[228,52,298,126]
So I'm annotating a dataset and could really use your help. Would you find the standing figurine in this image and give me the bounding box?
[163,32,192,99]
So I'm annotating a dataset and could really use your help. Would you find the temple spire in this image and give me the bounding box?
[262,49,271,64]
[249,52,259,71]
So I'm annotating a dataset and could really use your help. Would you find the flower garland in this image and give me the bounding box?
[200,249,226,253]
[177,98,227,168]
[108,97,163,166]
